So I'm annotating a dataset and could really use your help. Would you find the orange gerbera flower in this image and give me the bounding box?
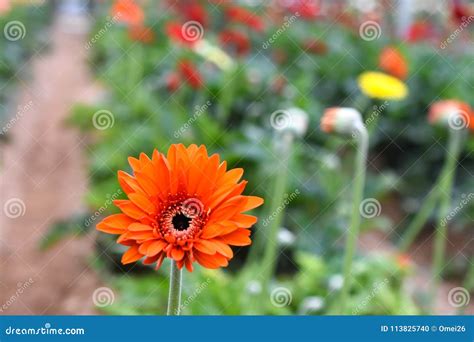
[112,0,144,27]
[428,100,473,132]
[378,46,408,80]
[97,144,264,272]
[128,26,155,44]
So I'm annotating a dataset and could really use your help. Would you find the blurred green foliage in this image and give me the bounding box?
[0,3,52,137]
[60,2,474,315]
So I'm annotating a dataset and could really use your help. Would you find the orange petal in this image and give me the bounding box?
[218,229,251,246]
[147,240,167,257]
[114,200,147,220]
[231,213,258,228]
[194,239,217,254]
[121,245,143,264]
[194,251,228,269]
[128,193,155,214]
[128,223,153,231]
[241,196,264,211]
[171,247,185,261]
[209,239,233,258]
[201,221,238,239]
[102,213,135,228]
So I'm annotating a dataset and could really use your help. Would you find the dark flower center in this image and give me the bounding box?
[172,212,192,231]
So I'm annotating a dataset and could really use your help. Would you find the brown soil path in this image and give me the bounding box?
[0,12,101,314]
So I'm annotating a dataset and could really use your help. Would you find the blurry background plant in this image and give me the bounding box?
[0,0,52,142]
[37,0,474,315]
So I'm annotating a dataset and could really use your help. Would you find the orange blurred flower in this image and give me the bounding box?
[396,253,412,270]
[428,100,473,131]
[112,0,144,27]
[0,0,11,15]
[321,107,363,134]
[128,26,155,44]
[378,46,408,80]
[97,144,263,271]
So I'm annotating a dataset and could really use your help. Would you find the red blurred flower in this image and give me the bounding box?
[406,21,435,42]
[271,75,286,94]
[128,26,155,44]
[289,0,320,20]
[225,5,265,32]
[166,21,200,47]
[179,60,203,89]
[378,46,408,80]
[182,2,208,26]
[303,39,328,55]
[219,29,251,57]
[452,0,472,25]
[166,72,181,92]
[112,0,144,27]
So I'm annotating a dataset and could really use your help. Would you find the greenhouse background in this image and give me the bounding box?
[0,0,472,316]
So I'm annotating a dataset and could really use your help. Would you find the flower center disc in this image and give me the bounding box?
[172,212,191,231]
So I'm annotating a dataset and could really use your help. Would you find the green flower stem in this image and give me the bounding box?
[430,128,464,309]
[339,123,369,315]
[217,66,239,124]
[166,261,183,315]
[399,186,440,252]
[260,131,294,291]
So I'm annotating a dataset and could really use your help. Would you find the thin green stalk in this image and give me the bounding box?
[399,186,439,252]
[339,123,368,314]
[167,261,183,315]
[430,128,464,310]
[259,132,294,291]
[217,66,239,124]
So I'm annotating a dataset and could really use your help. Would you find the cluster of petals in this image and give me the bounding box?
[97,144,264,272]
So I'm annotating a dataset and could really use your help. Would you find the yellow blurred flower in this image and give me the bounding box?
[357,71,408,100]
